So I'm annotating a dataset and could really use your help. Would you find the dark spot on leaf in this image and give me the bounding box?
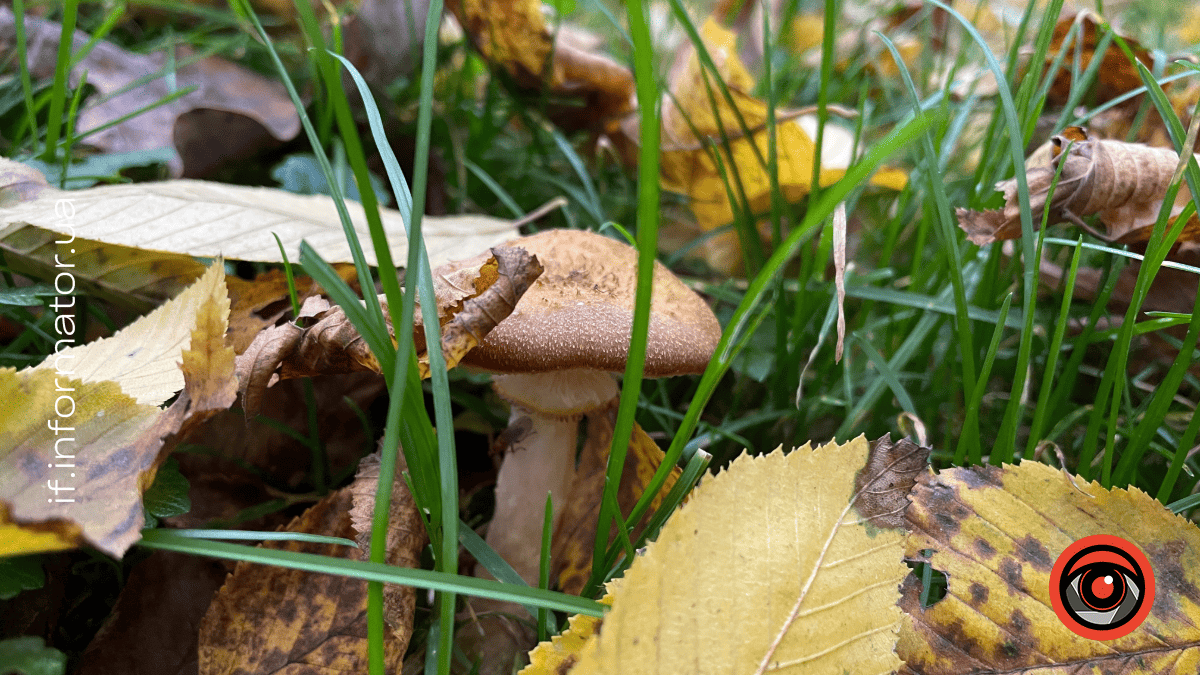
[999,558,1026,593]
[956,465,1004,489]
[968,582,988,606]
[1009,609,1030,634]
[975,538,997,559]
[556,655,577,675]
[1000,640,1021,658]
[913,480,972,539]
[1014,535,1052,571]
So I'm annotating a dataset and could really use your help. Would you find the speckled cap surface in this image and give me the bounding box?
[459,229,722,376]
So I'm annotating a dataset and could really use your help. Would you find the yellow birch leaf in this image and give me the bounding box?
[0,261,237,557]
[661,18,907,274]
[901,461,1200,674]
[32,257,229,406]
[522,583,617,675]
[559,435,928,674]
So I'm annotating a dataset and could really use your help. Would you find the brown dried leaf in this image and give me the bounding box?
[1044,12,1153,110]
[73,552,228,675]
[958,127,1200,246]
[198,485,411,675]
[551,410,680,596]
[347,448,427,650]
[225,264,360,355]
[235,245,542,418]
[0,7,299,177]
[855,435,930,530]
[446,0,636,133]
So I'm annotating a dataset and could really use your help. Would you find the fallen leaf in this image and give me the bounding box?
[660,18,907,275]
[198,476,418,674]
[225,265,361,355]
[31,257,231,406]
[72,552,229,675]
[235,245,543,418]
[0,158,51,207]
[447,0,636,133]
[0,174,521,270]
[521,585,615,674]
[1044,11,1153,110]
[550,409,679,596]
[343,0,430,93]
[900,460,1200,674]
[559,435,929,674]
[0,261,237,557]
[347,448,427,658]
[957,127,1200,246]
[0,6,300,177]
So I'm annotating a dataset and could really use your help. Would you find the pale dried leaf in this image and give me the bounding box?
[0,6,299,176]
[1,177,520,269]
[958,127,1200,246]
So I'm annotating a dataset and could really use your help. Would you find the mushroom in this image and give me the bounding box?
[460,228,722,586]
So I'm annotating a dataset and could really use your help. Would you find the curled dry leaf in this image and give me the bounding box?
[900,460,1200,674]
[235,245,543,418]
[347,449,427,657]
[198,481,415,674]
[957,127,1200,246]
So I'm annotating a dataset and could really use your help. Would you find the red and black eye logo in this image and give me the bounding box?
[1049,535,1154,640]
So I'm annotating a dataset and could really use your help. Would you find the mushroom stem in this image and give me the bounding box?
[482,369,620,586]
[485,407,578,584]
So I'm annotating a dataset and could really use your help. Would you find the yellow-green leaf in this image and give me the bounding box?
[555,436,927,674]
[901,461,1200,674]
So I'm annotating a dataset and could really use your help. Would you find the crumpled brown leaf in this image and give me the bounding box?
[0,6,300,177]
[236,245,544,418]
[957,127,1200,246]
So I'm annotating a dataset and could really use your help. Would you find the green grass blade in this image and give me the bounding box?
[138,530,604,616]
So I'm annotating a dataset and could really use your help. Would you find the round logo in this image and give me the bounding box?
[1049,535,1154,640]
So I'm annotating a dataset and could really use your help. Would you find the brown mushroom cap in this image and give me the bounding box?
[459,229,722,376]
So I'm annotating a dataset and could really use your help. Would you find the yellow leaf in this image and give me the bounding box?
[0,368,162,557]
[901,461,1200,673]
[33,259,229,406]
[661,18,907,274]
[522,584,617,674]
[561,436,927,674]
[0,261,237,557]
